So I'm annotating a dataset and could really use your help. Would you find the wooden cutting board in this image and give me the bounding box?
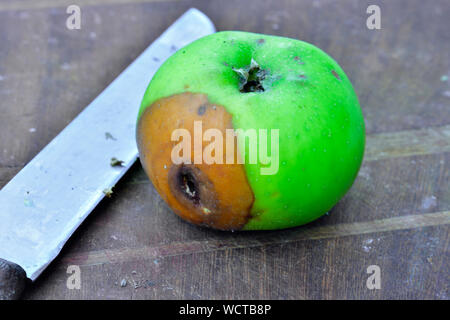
[0,0,448,299]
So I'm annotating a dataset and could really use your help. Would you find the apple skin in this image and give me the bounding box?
[137,31,365,230]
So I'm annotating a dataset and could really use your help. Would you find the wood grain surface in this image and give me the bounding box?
[0,0,448,299]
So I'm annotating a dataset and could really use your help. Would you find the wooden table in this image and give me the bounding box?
[0,0,448,299]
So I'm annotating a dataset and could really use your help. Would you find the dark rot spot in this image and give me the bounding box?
[298,74,307,79]
[168,164,219,219]
[172,165,201,205]
[331,70,341,80]
[294,56,304,64]
[197,105,206,115]
[257,38,265,45]
[184,84,190,89]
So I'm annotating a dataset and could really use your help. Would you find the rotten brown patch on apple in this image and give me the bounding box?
[137,93,255,230]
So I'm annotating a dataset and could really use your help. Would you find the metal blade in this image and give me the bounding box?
[0,8,216,281]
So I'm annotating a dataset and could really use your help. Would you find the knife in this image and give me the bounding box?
[0,8,216,300]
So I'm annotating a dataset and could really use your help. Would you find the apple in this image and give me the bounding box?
[136,31,365,231]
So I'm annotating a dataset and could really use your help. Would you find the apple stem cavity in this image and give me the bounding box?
[232,58,266,93]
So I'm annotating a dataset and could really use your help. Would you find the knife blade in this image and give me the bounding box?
[0,8,215,299]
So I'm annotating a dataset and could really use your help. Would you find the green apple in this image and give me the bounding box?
[136,31,365,231]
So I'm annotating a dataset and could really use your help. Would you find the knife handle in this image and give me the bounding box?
[0,258,27,300]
